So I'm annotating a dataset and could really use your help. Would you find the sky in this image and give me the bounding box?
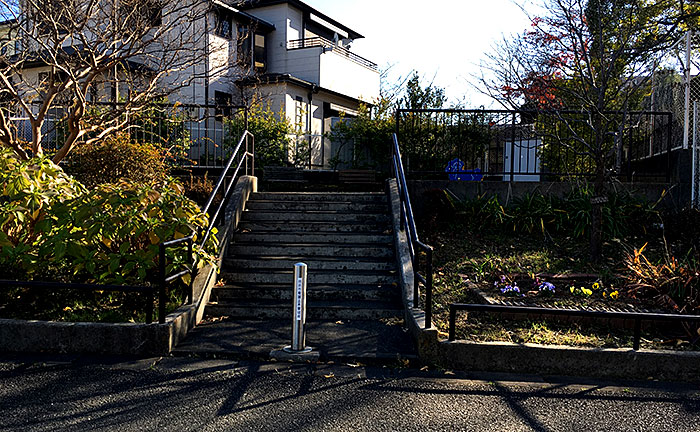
[302,0,537,108]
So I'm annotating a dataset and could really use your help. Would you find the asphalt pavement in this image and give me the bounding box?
[1,354,699,431]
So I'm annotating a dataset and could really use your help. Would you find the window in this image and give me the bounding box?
[294,96,305,132]
[215,10,233,39]
[119,0,163,30]
[253,33,266,72]
[215,91,233,119]
[34,0,76,35]
[237,25,251,68]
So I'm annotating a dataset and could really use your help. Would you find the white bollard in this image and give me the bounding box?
[284,263,312,353]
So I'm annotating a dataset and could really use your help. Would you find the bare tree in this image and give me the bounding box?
[478,0,698,261]
[0,0,210,163]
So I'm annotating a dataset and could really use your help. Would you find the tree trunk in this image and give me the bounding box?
[589,162,605,263]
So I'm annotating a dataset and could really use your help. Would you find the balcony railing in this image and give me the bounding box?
[287,37,378,71]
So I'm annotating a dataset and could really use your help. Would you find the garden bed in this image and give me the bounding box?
[420,190,700,352]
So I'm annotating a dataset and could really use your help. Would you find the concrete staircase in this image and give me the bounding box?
[206,191,403,321]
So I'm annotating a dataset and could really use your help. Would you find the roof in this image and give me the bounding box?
[236,73,373,106]
[211,0,276,32]
[234,0,364,40]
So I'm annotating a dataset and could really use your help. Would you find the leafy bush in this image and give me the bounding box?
[0,147,85,279]
[330,102,394,170]
[1,149,217,285]
[64,133,169,187]
[226,103,292,168]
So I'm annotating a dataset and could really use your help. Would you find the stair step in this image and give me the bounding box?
[232,232,393,244]
[224,257,395,272]
[246,200,388,212]
[229,243,394,258]
[205,299,403,320]
[252,192,387,203]
[237,221,389,233]
[241,211,391,223]
[211,283,400,301]
[222,270,398,285]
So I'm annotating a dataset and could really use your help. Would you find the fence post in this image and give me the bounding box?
[510,112,516,183]
[666,113,672,183]
[187,239,194,304]
[158,243,166,324]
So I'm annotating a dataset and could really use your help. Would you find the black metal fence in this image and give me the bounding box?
[396,109,676,182]
[6,102,248,168]
[448,303,700,350]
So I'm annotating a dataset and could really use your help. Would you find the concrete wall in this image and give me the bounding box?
[408,180,684,218]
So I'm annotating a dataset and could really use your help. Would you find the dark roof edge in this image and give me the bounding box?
[237,73,374,106]
[211,1,276,32]
[236,0,364,39]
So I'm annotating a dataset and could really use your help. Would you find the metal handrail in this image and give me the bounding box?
[287,37,378,70]
[158,130,255,323]
[448,303,700,350]
[392,133,434,328]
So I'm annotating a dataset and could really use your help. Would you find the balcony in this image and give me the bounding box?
[281,37,379,102]
[287,37,378,71]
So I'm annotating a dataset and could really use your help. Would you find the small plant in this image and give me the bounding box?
[622,243,699,313]
[500,284,523,297]
[570,286,593,297]
[538,281,556,296]
[494,275,523,297]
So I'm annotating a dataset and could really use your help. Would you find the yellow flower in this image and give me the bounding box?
[581,288,593,296]
[570,286,575,294]
[63,306,72,312]
[603,291,608,298]
[610,291,619,300]
[592,282,600,290]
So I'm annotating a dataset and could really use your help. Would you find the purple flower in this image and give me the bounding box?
[500,275,506,283]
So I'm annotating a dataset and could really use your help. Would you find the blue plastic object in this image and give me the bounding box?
[445,158,482,181]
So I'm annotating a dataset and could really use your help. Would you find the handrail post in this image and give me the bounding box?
[158,243,166,324]
[449,305,456,341]
[633,318,641,351]
[187,239,194,304]
[251,132,255,176]
[146,288,153,324]
[425,246,433,329]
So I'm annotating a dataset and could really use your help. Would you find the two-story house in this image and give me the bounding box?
[205,0,381,168]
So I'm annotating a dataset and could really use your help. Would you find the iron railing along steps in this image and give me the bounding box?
[206,190,402,321]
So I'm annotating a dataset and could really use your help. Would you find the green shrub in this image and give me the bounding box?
[1,149,217,285]
[226,103,292,168]
[64,133,169,187]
